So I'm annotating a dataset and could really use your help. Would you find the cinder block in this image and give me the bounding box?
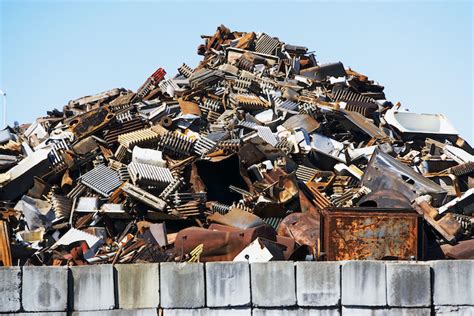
[163,309,251,316]
[432,260,474,306]
[72,310,157,316]
[386,263,431,307]
[0,267,21,312]
[160,262,205,308]
[342,261,386,306]
[251,262,296,307]
[253,309,339,316]
[387,308,431,316]
[435,306,474,316]
[22,266,68,312]
[206,262,250,307]
[296,262,341,306]
[115,263,159,309]
[70,264,115,311]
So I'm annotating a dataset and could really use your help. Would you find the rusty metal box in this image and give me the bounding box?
[321,207,422,260]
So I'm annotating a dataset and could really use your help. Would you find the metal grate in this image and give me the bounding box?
[255,33,280,55]
[80,164,122,197]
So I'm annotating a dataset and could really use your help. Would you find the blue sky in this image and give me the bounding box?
[1,1,472,142]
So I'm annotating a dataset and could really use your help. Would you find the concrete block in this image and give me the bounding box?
[115,263,159,309]
[160,262,205,308]
[387,308,431,316]
[206,261,250,307]
[435,306,474,316]
[342,261,386,306]
[0,267,21,312]
[296,262,340,307]
[342,307,387,316]
[251,262,296,307]
[205,309,252,316]
[70,264,115,311]
[343,307,430,316]
[296,309,340,316]
[72,310,157,316]
[22,266,68,312]
[386,263,431,307]
[163,309,251,316]
[432,260,474,306]
[253,309,339,316]
[252,309,298,316]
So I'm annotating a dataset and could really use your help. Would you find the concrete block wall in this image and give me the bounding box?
[0,261,472,315]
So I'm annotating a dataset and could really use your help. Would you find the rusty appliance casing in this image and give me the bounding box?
[322,207,422,261]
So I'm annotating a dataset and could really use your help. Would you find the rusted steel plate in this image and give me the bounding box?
[68,105,114,139]
[322,207,421,260]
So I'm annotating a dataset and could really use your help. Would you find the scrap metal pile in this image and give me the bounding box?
[1,25,473,266]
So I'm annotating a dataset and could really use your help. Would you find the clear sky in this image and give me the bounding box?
[1,0,473,142]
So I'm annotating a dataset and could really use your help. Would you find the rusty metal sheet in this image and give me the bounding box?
[68,105,114,139]
[174,224,276,262]
[208,207,266,229]
[178,98,201,116]
[441,238,474,259]
[234,32,255,50]
[322,207,422,260]
[276,235,303,260]
[0,220,12,266]
[277,211,321,256]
